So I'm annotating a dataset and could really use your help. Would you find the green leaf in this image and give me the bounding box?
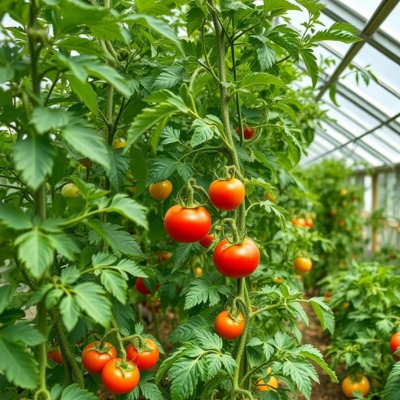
[0,283,17,313]
[100,270,127,304]
[259,200,287,229]
[300,48,318,87]
[123,14,183,55]
[309,297,335,334]
[329,83,340,107]
[129,146,148,197]
[87,221,145,257]
[146,157,177,183]
[126,103,178,148]
[263,0,301,13]
[107,149,130,192]
[0,336,38,389]
[139,381,164,400]
[67,74,98,115]
[184,276,228,309]
[116,259,148,278]
[282,359,315,400]
[269,25,300,61]
[74,282,111,328]
[168,316,210,342]
[60,383,98,400]
[48,233,80,260]
[31,107,69,134]
[161,126,180,145]
[384,362,400,400]
[58,37,104,57]
[0,323,45,346]
[241,72,286,91]
[0,204,33,230]
[0,66,14,83]
[152,67,184,91]
[190,119,215,147]
[299,344,338,383]
[169,357,203,399]
[62,125,109,170]
[250,35,276,71]
[171,244,195,272]
[186,6,205,37]
[15,229,54,278]
[309,22,361,44]
[13,135,55,190]
[282,126,302,165]
[108,194,148,229]
[59,295,80,332]
[60,266,81,285]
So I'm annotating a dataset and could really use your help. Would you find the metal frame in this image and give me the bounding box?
[316,0,400,101]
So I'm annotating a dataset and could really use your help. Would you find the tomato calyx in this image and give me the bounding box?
[85,341,115,355]
[111,357,137,375]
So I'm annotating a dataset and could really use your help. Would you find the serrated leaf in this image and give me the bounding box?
[193,330,223,351]
[15,229,54,278]
[152,67,184,91]
[0,204,32,230]
[13,135,55,190]
[190,119,214,147]
[74,282,111,328]
[123,14,183,54]
[309,297,335,334]
[171,243,195,272]
[300,47,318,87]
[282,126,302,165]
[58,36,104,57]
[241,73,286,91]
[126,103,178,148]
[384,362,400,400]
[62,125,109,169]
[161,126,180,145]
[59,295,80,331]
[48,233,80,260]
[0,323,45,346]
[88,221,145,257]
[60,266,80,285]
[108,194,148,229]
[169,357,203,399]
[139,381,163,400]
[310,22,361,44]
[250,35,276,71]
[0,283,17,313]
[92,253,118,268]
[147,157,177,183]
[0,336,38,389]
[60,383,98,400]
[186,6,205,36]
[168,316,210,342]
[116,259,148,278]
[106,149,130,192]
[31,107,69,134]
[259,200,287,229]
[263,0,301,13]
[100,270,127,304]
[67,74,98,115]
[184,279,221,309]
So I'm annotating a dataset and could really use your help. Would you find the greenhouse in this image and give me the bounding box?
[1,0,400,399]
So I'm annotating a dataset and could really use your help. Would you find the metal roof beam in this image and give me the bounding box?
[316,0,400,101]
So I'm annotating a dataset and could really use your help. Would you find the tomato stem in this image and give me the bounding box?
[110,314,127,360]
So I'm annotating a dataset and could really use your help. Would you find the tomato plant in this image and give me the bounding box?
[101,358,140,394]
[81,342,117,374]
[126,338,160,370]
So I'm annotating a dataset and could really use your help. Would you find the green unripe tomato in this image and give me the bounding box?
[61,183,80,198]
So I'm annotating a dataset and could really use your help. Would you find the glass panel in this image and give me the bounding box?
[361,133,400,164]
[338,68,400,117]
[363,174,373,212]
[313,135,335,151]
[322,92,380,129]
[347,142,384,167]
[379,4,400,41]
[336,0,381,20]
[321,110,365,137]
[376,126,400,153]
[312,45,341,75]
[352,44,400,96]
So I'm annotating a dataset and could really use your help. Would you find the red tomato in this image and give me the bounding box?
[341,375,370,398]
[390,332,400,360]
[213,238,260,278]
[199,234,214,248]
[126,338,160,370]
[235,125,256,140]
[101,358,140,394]
[208,178,245,211]
[164,205,211,243]
[47,349,63,365]
[135,278,151,295]
[305,218,314,228]
[214,311,245,340]
[82,341,117,374]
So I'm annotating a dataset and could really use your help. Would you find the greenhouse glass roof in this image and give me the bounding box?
[294,0,400,169]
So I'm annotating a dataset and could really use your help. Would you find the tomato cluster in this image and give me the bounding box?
[81,339,160,395]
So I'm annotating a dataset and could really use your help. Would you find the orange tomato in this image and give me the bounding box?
[293,257,312,274]
[149,180,172,200]
[341,375,370,398]
[265,193,277,203]
[112,138,126,149]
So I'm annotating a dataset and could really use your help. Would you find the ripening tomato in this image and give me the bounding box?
[340,188,348,196]
[208,178,245,211]
[101,358,140,394]
[390,332,400,360]
[305,218,314,228]
[214,311,245,340]
[256,374,278,392]
[341,375,370,398]
[213,238,260,278]
[149,180,172,200]
[265,193,277,203]
[291,218,306,228]
[155,251,172,263]
[293,257,312,274]
[112,138,126,149]
[47,349,63,365]
[338,219,345,227]
[61,183,80,198]
[164,205,211,243]
[194,267,203,277]
[135,278,152,295]
[82,341,117,374]
[126,338,160,370]
[199,234,214,248]
[331,209,338,216]
[235,125,256,140]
